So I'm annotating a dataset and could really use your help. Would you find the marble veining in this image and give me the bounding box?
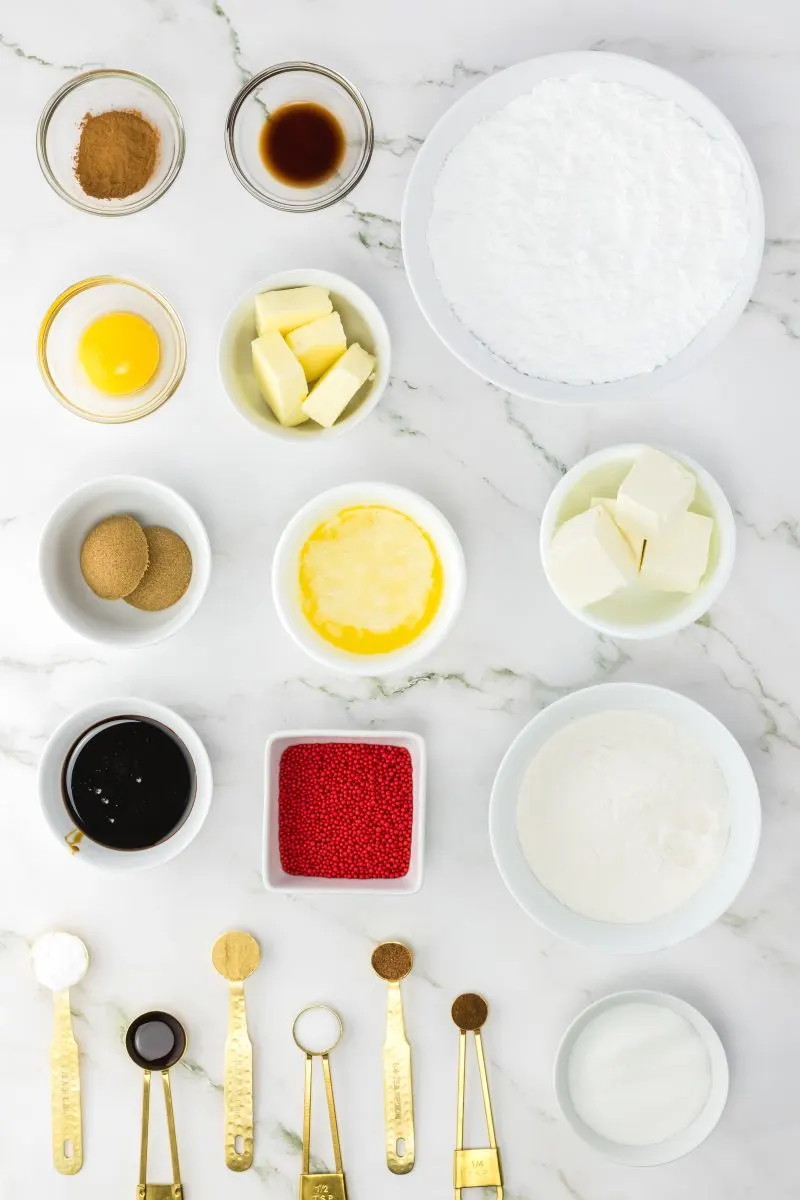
[2,0,800,1197]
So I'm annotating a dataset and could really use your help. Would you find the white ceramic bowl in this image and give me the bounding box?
[218,269,390,440]
[489,683,761,953]
[263,729,426,893]
[272,482,466,675]
[555,990,729,1165]
[402,50,764,404]
[40,476,212,647]
[38,697,213,872]
[540,444,736,639]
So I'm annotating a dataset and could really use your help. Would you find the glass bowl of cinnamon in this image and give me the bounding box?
[37,69,185,216]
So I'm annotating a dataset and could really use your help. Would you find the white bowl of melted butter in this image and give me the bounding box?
[272,482,466,675]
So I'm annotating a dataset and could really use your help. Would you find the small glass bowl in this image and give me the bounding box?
[38,276,187,423]
[37,69,185,216]
[225,62,373,212]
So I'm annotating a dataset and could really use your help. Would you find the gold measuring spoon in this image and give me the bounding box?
[371,941,415,1174]
[31,931,89,1175]
[293,1005,348,1200]
[126,1011,187,1200]
[211,931,260,1171]
[452,993,503,1200]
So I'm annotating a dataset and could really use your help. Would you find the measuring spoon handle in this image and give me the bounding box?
[52,989,83,1174]
[224,981,253,1171]
[384,981,415,1173]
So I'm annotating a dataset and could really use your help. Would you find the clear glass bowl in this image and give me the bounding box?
[225,62,373,212]
[38,276,187,423]
[37,69,185,216]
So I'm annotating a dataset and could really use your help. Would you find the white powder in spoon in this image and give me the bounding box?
[428,76,751,384]
[31,931,89,991]
[516,710,729,923]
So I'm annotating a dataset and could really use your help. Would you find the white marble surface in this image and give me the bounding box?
[1,1,799,1197]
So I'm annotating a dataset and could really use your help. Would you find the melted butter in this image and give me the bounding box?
[299,505,443,654]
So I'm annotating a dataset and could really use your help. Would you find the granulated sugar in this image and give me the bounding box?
[428,76,751,385]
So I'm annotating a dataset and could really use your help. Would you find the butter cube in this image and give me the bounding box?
[640,511,714,593]
[591,497,645,567]
[548,505,638,609]
[616,449,696,539]
[285,312,347,382]
[251,332,308,426]
[254,287,333,336]
[302,343,376,428]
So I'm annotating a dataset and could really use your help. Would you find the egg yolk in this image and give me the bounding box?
[298,505,444,655]
[78,312,160,396]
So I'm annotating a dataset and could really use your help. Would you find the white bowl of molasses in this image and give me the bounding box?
[224,62,373,212]
[38,697,213,872]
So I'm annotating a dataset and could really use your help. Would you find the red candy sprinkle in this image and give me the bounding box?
[278,742,414,880]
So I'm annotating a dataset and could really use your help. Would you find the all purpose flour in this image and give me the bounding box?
[428,77,751,384]
[516,710,730,923]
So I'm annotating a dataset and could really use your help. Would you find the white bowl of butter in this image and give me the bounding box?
[218,268,390,440]
[540,444,736,639]
[272,482,466,675]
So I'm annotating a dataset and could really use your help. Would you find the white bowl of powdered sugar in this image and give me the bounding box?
[489,682,760,953]
[403,51,764,403]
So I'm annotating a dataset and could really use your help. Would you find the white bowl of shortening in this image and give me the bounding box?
[403,51,764,403]
[489,683,760,953]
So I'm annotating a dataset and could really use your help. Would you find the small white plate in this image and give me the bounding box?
[402,50,764,404]
[555,990,729,1165]
[489,683,760,953]
[38,697,213,872]
[539,444,736,639]
[263,729,426,893]
[218,268,390,440]
[272,481,466,675]
[40,475,212,647]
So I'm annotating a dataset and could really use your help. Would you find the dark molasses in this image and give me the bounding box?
[62,716,194,851]
[259,102,345,187]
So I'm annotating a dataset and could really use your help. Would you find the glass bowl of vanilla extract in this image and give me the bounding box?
[225,62,373,212]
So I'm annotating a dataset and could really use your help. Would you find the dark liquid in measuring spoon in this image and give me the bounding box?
[259,102,345,187]
[62,717,194,851]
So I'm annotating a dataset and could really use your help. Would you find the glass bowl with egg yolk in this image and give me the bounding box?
[38,275,187,422]
[298,504,444,655]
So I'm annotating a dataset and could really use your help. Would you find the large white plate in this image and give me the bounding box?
[489,683,761,952]
[402,51,765,404]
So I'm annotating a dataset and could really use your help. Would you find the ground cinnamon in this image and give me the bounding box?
[75,109,160,200]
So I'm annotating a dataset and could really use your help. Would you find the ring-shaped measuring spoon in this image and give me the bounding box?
[293,1005,344,1056]
[293,1005,347,1200]
[126,1011,187,1200]
[126,1011,187,1070]
[451,994,502,1199]
[32,932,89,1175]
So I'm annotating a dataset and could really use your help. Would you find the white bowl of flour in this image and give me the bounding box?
[489,683,760,952]
[403,52,764,403]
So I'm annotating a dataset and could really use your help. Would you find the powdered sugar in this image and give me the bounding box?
[516,710,730,923]
[428,76,751,385]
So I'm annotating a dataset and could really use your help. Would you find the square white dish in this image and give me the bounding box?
[263,729,426,893]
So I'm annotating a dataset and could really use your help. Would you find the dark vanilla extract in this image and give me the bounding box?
[259,102,345,187]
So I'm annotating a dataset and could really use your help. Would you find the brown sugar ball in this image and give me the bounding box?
[80,515,149,600]
[125,527,192,612]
